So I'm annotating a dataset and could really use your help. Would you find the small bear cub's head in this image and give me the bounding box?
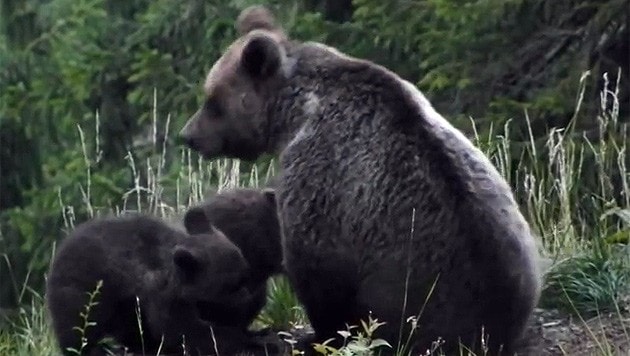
[175,208,251,306]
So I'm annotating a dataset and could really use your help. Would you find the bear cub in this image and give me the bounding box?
[184,186,283,334]
[46,211,275,356]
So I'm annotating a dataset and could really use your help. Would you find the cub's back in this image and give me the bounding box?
[47,214,181,295]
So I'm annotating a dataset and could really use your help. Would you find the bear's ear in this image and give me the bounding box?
[241,34,282,79]
[236,5,279,36]
[184,207,211,235]
[173,246,200,277]
[262,187,276,206]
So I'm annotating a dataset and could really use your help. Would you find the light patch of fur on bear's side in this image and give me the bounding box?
[303,91,322,117]
[285,120,315,152]
[283,91,321,152]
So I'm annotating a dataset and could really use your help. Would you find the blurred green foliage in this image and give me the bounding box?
[0,0,627,308]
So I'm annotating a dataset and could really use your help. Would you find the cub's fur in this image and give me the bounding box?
[179,5,542,355]
[46,212,273,356]
[184,187,283,332]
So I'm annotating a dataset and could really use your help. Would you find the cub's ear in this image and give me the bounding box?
[173,246,200,278]
[262,187,276,206]
[241,34,283,79]
[184,207,211,235]
[236,5,279,35]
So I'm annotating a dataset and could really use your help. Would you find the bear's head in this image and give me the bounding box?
[184,187,283,286]
[178,5,293,161]
[173,207,252,305]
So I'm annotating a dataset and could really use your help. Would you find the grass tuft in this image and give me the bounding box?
[540,246,630,317]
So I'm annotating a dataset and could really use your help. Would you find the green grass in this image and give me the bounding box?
[541,245,630,318]
[0,292,58,356]
[1,70,629,355]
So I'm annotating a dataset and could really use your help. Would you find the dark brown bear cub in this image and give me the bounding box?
[184,187,282,333]
[46,211,273,356]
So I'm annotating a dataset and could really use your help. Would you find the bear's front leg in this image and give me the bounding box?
[284,256,365,353]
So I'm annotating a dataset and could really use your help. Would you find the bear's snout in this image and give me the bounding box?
[178,125,196,149]
[180,134,199,152]
[178,109,202,148]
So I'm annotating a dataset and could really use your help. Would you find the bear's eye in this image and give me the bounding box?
[204,98,223,117]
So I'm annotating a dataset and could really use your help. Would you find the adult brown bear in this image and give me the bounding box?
[179,5,541,355]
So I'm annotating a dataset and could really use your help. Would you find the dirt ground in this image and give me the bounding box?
[275,306,630,356]
[515,307,630,356]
